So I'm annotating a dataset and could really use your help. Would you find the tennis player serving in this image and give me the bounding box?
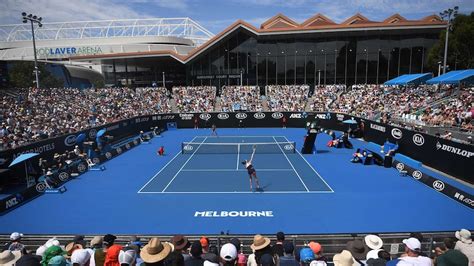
[242,145,260,191]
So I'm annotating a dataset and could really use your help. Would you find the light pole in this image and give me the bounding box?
[162,72,165,87]
[439,6,458,75]
[22,12,42,88]
[438,61,442,76]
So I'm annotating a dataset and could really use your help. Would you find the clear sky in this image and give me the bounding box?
[2,0,474,34]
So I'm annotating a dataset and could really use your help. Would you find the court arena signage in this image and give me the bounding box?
[36,46,103,57]
[272,112,284,119]
[235,113,247,119]
[194,211,274,217]
[412,134,424,146]
[217,113,229,120]
[199,113,211,120]
[179,114,194,120]
[391,128,403,139]
[370,123,386,133]
[454,193,474,207]
[436,142,473,158]
[254,113,265,119]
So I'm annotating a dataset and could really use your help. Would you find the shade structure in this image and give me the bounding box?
[9,153,39,167]
[426,69,474,85]
[384,73,433,86]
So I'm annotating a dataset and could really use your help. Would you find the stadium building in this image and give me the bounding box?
[0,13,446,87]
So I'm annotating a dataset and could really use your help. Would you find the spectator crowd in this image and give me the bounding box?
[0,87,171,150]
[1,84,472,150]
[266,85,310,112]
[1,229,473,266]
[219,86,263,112]
[173,86,216,113]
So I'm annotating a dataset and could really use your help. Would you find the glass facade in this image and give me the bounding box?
[187,28,440,87]
[99,27,441,87]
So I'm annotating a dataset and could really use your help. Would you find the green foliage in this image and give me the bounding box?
[427,12,474,72]
[8,61,63,88]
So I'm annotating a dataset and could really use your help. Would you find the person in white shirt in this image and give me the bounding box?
[395,237,432,266]
[454,229,474,266]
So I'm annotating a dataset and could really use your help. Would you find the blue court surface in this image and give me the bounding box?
[1,128,473,235]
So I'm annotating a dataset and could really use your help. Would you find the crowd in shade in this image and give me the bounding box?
[0,87,171,150]
[1,229,473,266]
[330,84,461,121]
[219,86,263,112]
[310,85,345,112]
[266,85,310,112]
[420,87,473,131]
[1,84,473,151]
[173,86,217,113]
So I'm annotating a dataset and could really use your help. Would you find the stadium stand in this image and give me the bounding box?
[172,86,217,113]
[0,231,472,265]
[219,86,263,112]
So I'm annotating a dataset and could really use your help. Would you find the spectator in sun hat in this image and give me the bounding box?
[71,248,92,266]
[389,237,431,266]
[7,232,25,252]
[185,241,204,266]
[271,232,285,257]
[454,228,474,264]
[140,238,172,266]
[365,235,383,251]
[90,236,105,266]
[333,250,354,266]
[219,243,237,266]
[279,242,298,266]
[105,244,122,266]
[119,248,137,266]
[346,239,368,265]
[0,250,21,265]
[65,242,83,260]
[172,235,191,262]
[250,235,274,265]
[435,238,468,266]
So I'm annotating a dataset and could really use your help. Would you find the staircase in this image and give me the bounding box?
[214,97,222,112]
[169,98,178,113]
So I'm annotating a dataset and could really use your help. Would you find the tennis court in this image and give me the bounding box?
[139,136,333,194]
[1,128,472,235]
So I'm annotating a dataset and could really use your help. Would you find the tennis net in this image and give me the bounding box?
[181,141,296,154]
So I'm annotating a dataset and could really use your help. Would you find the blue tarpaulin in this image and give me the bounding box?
[426,69,474,85]
[384,73,433,86]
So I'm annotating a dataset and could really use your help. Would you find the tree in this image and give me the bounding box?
[8,61,63,88]
[427,12,474,73]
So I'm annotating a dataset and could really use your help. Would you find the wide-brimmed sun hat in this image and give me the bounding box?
[250,234,271,251]
[140,238,172,263]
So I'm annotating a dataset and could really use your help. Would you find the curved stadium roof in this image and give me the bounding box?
[0,17,214,47]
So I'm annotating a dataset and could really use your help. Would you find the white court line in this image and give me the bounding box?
[180,169,294,172]
[236,144,240,170]
[138,191,334,194]
[284,136,335,193]
[273,136,310,192]
[137,136,198,193]
[161,137,208,192]
[196,136,288,138]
